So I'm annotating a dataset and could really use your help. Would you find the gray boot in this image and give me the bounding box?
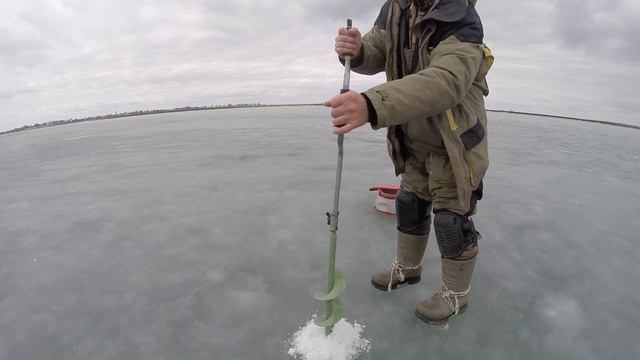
[371,231,428,291]
[415,250,477,324]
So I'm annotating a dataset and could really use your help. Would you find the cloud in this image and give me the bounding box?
[554,0,640,61]
[478,0,640,61]
[0,0,639,132]
[477,1,556,46]
[300,0,384,23]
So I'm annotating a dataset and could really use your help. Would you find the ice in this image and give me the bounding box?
[0,106,639,359]
[288,316,370,360]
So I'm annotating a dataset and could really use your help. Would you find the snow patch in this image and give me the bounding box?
[288,316,370,360]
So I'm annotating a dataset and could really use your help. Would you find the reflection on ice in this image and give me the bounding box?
[539,296,586,333]
[288,317,370,360]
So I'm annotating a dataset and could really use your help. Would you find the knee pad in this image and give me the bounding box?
[396,188,431,235]
[433,211,481,259]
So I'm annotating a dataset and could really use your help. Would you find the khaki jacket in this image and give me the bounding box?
[350,0,494,211]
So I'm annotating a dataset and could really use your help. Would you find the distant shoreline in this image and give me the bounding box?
[0,103,319,135]
[486,109,640,130]
[1,103,638,135]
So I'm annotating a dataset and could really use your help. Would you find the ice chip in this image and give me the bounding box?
[287,316,371,360]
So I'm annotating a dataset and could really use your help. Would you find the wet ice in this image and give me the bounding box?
[0,106,639,359]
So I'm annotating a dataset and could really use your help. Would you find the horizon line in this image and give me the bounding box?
[2,103,639,135]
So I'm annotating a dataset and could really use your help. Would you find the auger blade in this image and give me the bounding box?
[313,271,347,301]
[313,298,344,328]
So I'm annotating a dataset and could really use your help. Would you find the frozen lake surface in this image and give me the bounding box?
[1,106,639,359]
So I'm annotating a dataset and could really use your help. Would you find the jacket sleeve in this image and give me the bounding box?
[363,36,483,129]
[347,27,387,75]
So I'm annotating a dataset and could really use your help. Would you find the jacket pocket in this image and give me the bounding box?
[460,119,485,150]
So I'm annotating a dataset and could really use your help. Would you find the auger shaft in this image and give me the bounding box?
[321,18,352,336]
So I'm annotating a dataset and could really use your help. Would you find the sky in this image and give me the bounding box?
[1,0,639,131]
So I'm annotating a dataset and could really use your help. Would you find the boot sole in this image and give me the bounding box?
[370,276,421,292]
[414,303,468,325]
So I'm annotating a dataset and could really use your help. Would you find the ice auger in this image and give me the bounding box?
[314,19,353,336]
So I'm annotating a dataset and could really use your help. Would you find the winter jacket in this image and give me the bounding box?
[348,0,494,211]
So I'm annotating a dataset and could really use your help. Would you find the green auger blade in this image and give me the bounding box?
[314,298,344,328]
[313,271,347,301]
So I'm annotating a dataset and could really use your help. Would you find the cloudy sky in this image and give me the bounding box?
[1,0,639,131]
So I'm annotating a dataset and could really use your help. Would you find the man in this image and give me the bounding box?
[324,0,493,325]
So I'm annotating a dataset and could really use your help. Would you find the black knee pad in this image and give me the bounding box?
[433,211,480,259]
[395,188,431,235]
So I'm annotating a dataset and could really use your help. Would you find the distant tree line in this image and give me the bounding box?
[2,106,637,136]
[3,104,638,136]
[0,103,302,135]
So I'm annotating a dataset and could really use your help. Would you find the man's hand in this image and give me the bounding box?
[324,91,369,135]
[335,27,362,58]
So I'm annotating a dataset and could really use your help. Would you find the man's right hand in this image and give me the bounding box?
[334,27,362,59]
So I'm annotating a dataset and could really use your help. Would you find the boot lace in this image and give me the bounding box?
[438,284,470,315]
[387,258,421,292]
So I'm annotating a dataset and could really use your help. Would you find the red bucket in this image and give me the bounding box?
[369,184,399,215]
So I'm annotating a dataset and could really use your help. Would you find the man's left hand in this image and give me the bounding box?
[324,91,369,135]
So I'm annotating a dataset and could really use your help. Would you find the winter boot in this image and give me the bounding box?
[415,248,477,324]
[371,231,428,291]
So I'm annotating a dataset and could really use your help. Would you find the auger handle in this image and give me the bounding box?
[341,19,353,94]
